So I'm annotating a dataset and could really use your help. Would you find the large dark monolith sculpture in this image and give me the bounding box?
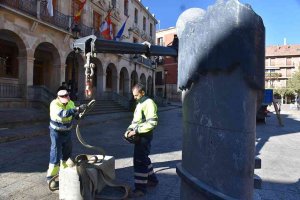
[175,0,265,199]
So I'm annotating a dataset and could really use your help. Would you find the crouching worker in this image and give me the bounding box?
[46,89,86,189]
[124,83,159,198]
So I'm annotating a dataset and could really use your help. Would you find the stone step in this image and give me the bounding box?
[78,100,129,115]
[0,98,129,128]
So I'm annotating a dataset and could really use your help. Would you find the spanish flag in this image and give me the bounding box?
[74,0,87,23]
[100,11,113,40]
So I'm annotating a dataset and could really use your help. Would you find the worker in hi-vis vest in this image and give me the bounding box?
[124,83,159,198]
[46,88,86,189]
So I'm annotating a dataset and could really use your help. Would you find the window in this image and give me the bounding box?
[265,60,269,66]
[124,0,128,16]
[286,68,292,77]
[53,0,57,9]
[143,17,146,31]
[157,37,163,46]
[134,8,138,24]
[112,0,116,8]
[286,57,292,66]
[150,23,153,37]
[42,0,58,15]
[155,71,163,85]
[270,58,275,66]
[93,11,102,33]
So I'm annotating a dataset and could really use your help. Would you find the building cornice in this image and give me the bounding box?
[134,0,158,24]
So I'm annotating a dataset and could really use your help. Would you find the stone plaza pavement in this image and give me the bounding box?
[0,104,299,199]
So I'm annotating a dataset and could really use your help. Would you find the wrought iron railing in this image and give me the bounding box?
[1,0,37,18]
[137,56,153,68]
[0,82,24,98]
[27,85,55,106]
[77,23,94,37]
[0,0,92,35]
[39,1,70,31]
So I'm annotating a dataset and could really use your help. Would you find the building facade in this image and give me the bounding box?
[265,44,300,103]
[0,0,157,108]
[156,27,180,102]
[265,44,300,88]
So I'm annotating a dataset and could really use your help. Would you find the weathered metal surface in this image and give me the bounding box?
[73,35,178,57]
[176,0,265,199]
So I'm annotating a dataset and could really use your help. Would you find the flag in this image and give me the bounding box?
[114,17,128,41]
[100,11,113,40]
[74,0,87,24]
[47,0,53,17]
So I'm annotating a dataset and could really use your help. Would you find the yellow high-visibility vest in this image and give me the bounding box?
[127,96,158,134]
[49,98,76,131]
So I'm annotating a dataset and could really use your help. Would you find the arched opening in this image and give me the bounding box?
[147,75,153,96]
[34,42,60,92]
[0,29,26,97]
[131,71,138,88]
[119,67,130,97]
[66,52,79,98]
[140,73,146,86]
[106,63,117,92]
[0,30,26,82]
[0,39,19,79]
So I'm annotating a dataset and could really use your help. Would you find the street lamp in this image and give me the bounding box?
[132,54,138,86]
[164,69,168,99]
[151,59,157,97]
[130,54,139,111]
[71,24,81,100]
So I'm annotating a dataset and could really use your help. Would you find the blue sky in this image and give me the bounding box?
[142,0,300,45]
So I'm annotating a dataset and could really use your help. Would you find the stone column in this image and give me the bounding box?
[96,73,104,98]
[18,56,34,98]
[115,74,120,94]
[59,64,66,84]
[17,57,34,97]
[53,64,66,92]
[17,56,35,87]
[176,1,265,199]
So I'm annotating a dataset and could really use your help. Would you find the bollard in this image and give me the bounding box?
[175,0,265,199]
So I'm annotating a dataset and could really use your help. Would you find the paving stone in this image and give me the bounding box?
[0,104,299,199]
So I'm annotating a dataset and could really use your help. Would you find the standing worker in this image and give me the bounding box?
[46,88,86,189]
[124,83,159,198]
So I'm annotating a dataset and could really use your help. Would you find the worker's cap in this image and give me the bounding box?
[57,89,69,103]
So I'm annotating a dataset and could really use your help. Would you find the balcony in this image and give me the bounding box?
[265,65,295,69]
[265,72,282,80]
[0,0,94,37]
[130,55,153,69]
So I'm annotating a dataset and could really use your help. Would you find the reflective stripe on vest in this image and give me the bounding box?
[50,99,75,124]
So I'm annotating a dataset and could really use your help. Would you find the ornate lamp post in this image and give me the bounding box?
[71,24,80,100]
[132,54,138,86]
[151,59,157,97]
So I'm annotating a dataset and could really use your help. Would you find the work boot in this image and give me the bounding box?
[128,189,145,198]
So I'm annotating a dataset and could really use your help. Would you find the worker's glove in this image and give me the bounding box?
[74,112,80,120]
[123,130,140,144]
[77,104,87,113]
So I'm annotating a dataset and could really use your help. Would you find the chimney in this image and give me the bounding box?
[284,38,287,45]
